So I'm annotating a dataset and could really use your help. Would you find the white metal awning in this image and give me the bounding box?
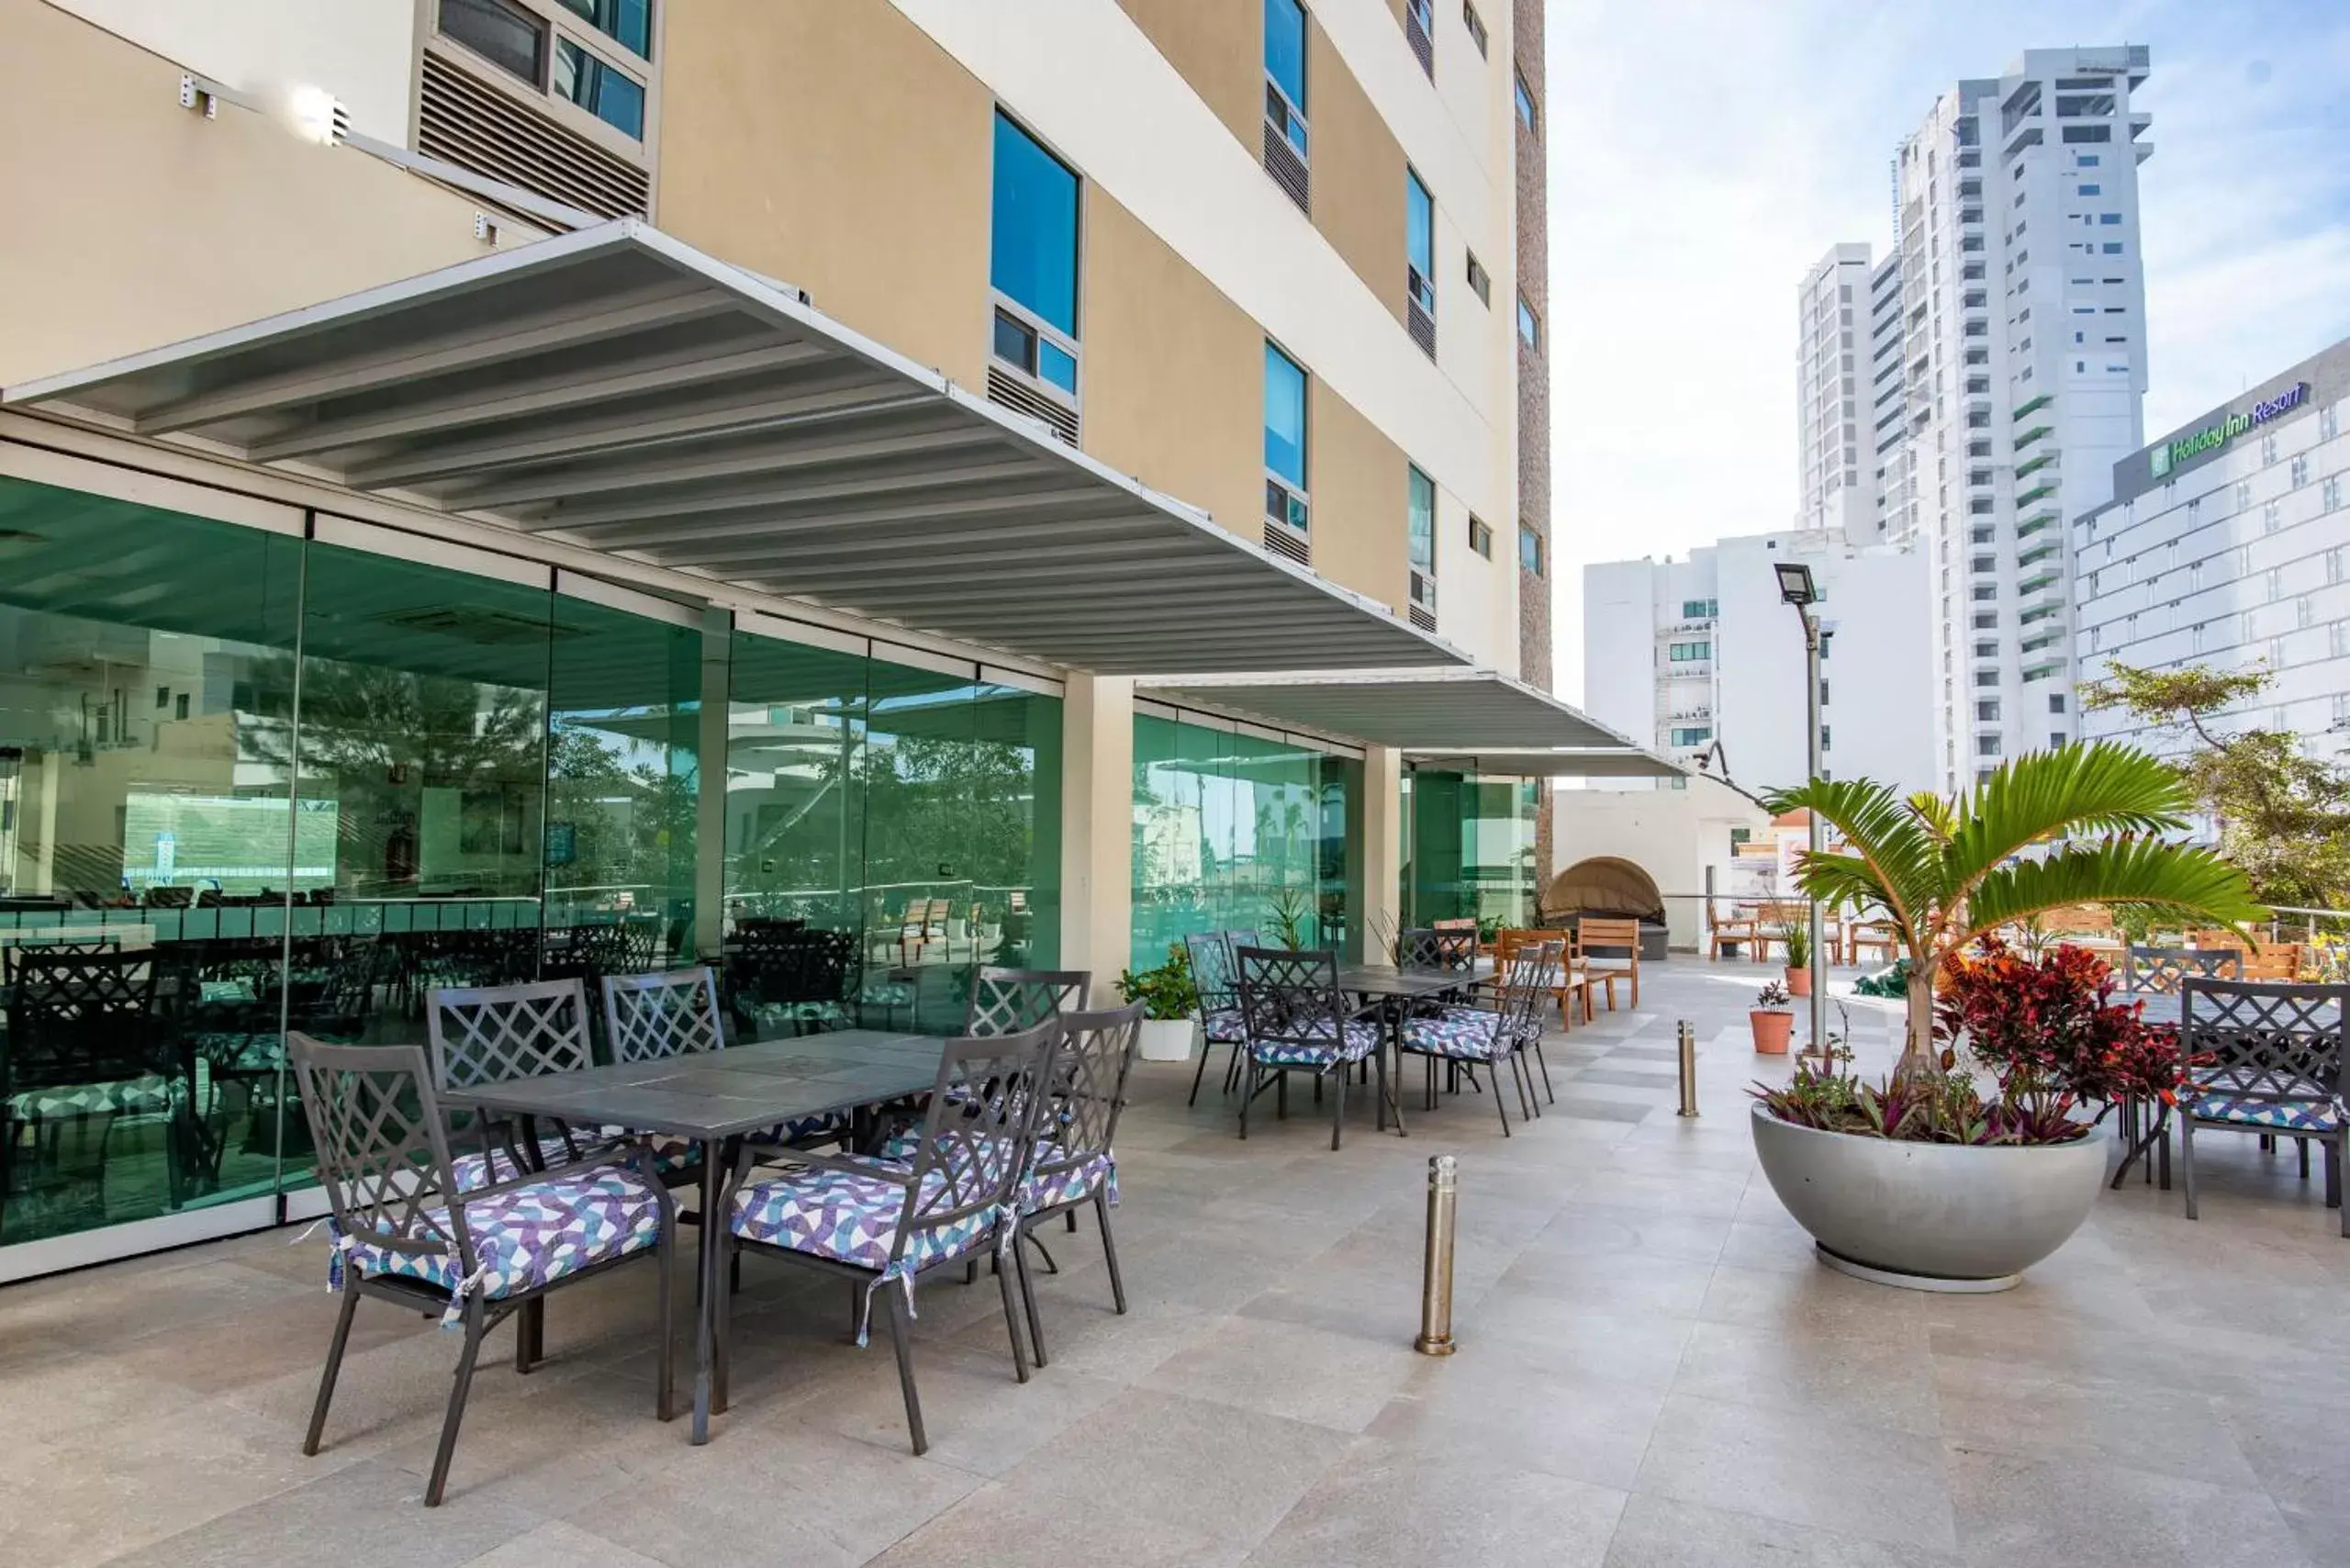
[3,221,1462,677]
[1147,671,1686,778]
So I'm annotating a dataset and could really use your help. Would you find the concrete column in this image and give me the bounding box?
[691,610,731,959]
[1058,673,1133,981]
[1351,745,1403,961]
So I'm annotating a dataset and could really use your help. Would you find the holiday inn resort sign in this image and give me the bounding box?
[2151,381,2310,477]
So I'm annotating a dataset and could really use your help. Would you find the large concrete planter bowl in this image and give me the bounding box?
[1749,1104,2111,1292]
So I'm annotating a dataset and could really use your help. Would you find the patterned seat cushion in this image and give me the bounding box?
[450,1131,580,1192]
[727,1162,997,1273]
[2189,1092,2341,1133]
[6,1075,177,1123]
[1021,1142,1116,1215]
[1202,1006,1247,1044]
[1253,1018,1381,1068]
[1401,1010,1505,1062]
[341,1166,664,1307]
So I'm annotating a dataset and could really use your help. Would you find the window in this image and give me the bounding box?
[1516,296,1539,351]
[1263,342,1307,494]
[1978,734,2003,756]
[1670,726,1712,747]
[2326,476,2344,513]
[1514,69,1538,135]
[441,0,547,84]
[1264,0,1307,154]
[2292,456,2311,488]
[1974,611,1998,630]
[552,36,644,138]
[2264,502,2280,534]
[173,692,190,721]
[555,0,650,55]
[1668,641,1711,662]
[1975,669,1998,687]
[1461,0,1488,56]
[1468,516,1493,558]
[1681,599,1718,619]
[2050,693,2066,713]
[1466,252,1491,305]
[1406,465,1437,607]
[2063,125,2112,143]
[2078,182,2101,195]
[2052,731,2067,748]
[1518,522,1543,577]
[1818,680,1830,706]
[2101,242,2124,255]
[1405,171,1436,317]
[1977,700,2001,721]
[990,113,1081,395]
[1821,725,1831,752]
[2078,153,2100,166]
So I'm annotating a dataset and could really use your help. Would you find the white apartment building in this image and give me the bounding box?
[2076,337,2350,751]
[1867,252,1919,544]
[1796,241,1876,544]
[1582,531,1935,798]
[1874,46,2154,790]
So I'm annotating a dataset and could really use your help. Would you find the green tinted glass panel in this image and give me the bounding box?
[1402,768,1536,931]
[0,476,299,1247]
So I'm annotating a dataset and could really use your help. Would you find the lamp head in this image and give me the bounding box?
[1774,561,1818,607]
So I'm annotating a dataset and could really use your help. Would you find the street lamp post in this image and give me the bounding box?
[1774,561,1830,1067]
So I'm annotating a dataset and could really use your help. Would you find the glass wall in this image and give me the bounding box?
[1403,767,1538,933]
[722,633,1061,1037]
[1130,711,1357,973]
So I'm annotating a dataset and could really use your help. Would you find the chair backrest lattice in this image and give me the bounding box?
[893,1022,1060,1256]
[1235,946,1347,1053]
[1499,940,1565,1037]
[731,928,855,1007]
[2178,978,2347,1114]
[602,967,725,1062]
[1398,927,1477,972]
[2127,946,2241,995]
[1184,933,1239,1014]
[1036,1003,1141,1182]
[289,1032,469,1270]
[5,949,165,1095]
[427,977,595,1091]
[966,968,1091,1038]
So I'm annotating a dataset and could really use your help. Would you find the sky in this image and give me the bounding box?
[1543,0,2350,703]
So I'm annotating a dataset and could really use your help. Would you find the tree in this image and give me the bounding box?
[1766,743,2266,1080]
[2081,661,2350,909]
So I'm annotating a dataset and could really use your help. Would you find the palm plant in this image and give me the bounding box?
[1766,743,2265,1080]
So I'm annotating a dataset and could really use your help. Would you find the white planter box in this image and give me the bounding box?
[1137,1017,1198,1062]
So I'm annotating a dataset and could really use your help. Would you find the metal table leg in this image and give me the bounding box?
[690,1136,721,1444]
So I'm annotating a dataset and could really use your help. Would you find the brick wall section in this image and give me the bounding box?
[1515,0,1557,894]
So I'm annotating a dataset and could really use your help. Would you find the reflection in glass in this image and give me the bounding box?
[1404,768,1536,931]
[1129,712,1354,971]
[0,476,297,1244]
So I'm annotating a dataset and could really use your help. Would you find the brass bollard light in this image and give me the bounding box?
[1414,1154,1459,1356]
[1676,1020,1699,1119]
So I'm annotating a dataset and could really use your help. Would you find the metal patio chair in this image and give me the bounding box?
[717,1021,1060,1455]
[1234,946,1382,1150]
[1398,926,1478,973]
[2177,978,2347,1236]
[426,977,600,1189]
[1184,931,1248,1107]
[1010,1002,1141,1366]
[288,1033,676,1506]
[966,968,1091,1038]
[2126,946,2243,994]
[1400,940,1560,1135]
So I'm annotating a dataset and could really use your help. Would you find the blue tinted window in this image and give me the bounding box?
[991,113,1080,337]
[2078,183,2100,195]
[1406,170,1433,277]
[1514,71,1537,134]
[2077,153,2100,166]
[1264,343,1307,487]
[555,0,650,56]
[553,38,644,138]
[2098,212,2121,225]
[1264,0,1305,110]
[1407,466,1435,572]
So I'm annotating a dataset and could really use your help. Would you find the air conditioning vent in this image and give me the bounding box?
[1406,297,1437,357]
[986,366,1080,445]
[1408,604,1438,632]
[1262,123,1309,213]
[1262,477,1312,566]
[419,51,650,221]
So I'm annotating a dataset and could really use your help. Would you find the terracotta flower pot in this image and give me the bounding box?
[1784,965,1812,997]
[1751,1009,1794,1054]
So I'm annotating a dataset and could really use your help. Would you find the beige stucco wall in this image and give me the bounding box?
[655,0,992,391]
[1309,376,1409,612]
[1080,193,1264,550]
[1306,16,1406,326]
[1114,0,1259,151]
[0,0,517,389]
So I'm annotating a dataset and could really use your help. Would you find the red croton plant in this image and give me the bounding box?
[1753,938,2186,1146]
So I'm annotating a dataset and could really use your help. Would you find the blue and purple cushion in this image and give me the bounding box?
[1021,1141,1117,1215]
[341,1166,665,1306]
[7,1075,177,1123]
[1252,1018,1382,1068]
[1202,1007,1247,1044]
[1401,1010,1505,1062]
[727,1163,997,1272]
[2189,1092,2340,1133]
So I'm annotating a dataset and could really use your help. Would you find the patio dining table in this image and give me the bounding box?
[1334,964,1483,1135]
[442,1029,953,1445]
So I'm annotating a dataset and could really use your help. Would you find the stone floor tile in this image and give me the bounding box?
[866,1480,1246,1568]
[1675,1316,1941,1437]
[457,1519,668,1567]
[1933,1352,2260,1487]
[96,1459,545,1568]
[1139,1313,1422,1432]
[1944,1446,2310,1567]
[1600,1493,1963,1567]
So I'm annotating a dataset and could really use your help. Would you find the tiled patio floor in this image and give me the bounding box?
[5,959,2346,1567]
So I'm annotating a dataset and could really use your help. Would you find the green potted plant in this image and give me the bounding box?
[1751,979,1794,1054]
[1266,887,1314,950]
[1119,942,1201,1062]
[1777,920,1813,997]
[1751,743,2264,1290]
